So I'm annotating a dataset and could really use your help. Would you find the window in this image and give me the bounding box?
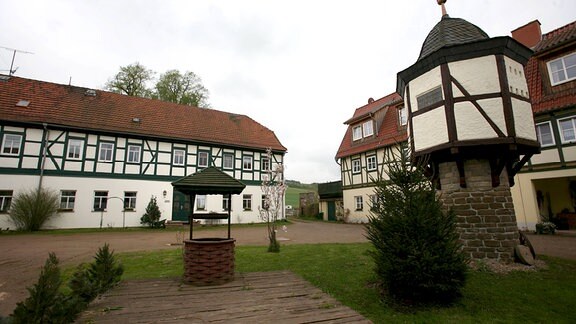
[536,122,555,147]
[547,52,576,86]
[416,86,443,110]
[127,145,141,163]
[558,117,576,143]
[98,142,114,162]
[67,139,83,160]
[124,192,137,210]
[60,190,76,210]
[243,194,252,211]
[262,157,270,171]
[0,190,13,213]
[196,195,206,210]
[369,194,378,211]
[223,153,234,169]
[366,155,377,171]
[2,134,22,155]
[243,156,253,170]
[93,191,108,211]
[363,121,374,137]
[352,159,361,173]
[399,106,408,126]
[173,149,185,166]
[198,151,209,167]
[222,195,231,211]
[355,196,363,211]
[352,126,362,141]
[261,195,269,210]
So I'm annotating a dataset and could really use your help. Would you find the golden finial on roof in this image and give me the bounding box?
[437,0,448,16]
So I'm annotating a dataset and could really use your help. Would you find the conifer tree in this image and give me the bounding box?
[141,196,162,227]
[365,143,467,304]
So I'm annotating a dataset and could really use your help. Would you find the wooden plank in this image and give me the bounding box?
[78,271,371,323]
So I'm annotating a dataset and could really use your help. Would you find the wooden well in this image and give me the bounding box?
[183,238,235,286]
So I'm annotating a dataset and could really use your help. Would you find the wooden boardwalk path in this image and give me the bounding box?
[77,270,371,323]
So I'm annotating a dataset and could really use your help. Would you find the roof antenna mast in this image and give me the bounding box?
[0,46,34,76]
[437,0,448,17]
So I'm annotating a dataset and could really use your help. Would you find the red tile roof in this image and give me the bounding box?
[525,21,576,114]
[336,93,407,159]
[0,75,286,152]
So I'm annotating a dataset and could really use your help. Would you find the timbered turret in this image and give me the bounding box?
[396,1,540,262]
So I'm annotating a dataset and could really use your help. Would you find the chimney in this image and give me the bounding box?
[511,20,542,49]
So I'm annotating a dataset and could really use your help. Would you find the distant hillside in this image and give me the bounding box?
[285,180,318,191]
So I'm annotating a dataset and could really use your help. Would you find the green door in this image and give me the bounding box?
[172,191,190,222]
[327,201,336,221]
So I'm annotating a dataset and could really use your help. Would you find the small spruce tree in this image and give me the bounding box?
[365,143,468,305]
[141,196,162,228]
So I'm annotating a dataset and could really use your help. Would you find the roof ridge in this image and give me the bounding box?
[542,20,576,39]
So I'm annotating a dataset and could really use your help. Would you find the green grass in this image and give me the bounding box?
[285,187,315,208]
[114,243,576,323]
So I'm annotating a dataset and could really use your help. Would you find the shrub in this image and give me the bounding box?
[141,196,162,228]
[70,243,124,301]
[9,188,60,231]
[11,253,81,324]
[365,144,468,305]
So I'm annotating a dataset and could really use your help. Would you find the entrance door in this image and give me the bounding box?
[172,191,190,222]
[327,201,336,221]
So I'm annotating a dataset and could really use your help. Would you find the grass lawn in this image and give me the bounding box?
[285,186,315,208]
[115,243,576,323]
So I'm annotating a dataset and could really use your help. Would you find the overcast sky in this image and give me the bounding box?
[1,0,574,183]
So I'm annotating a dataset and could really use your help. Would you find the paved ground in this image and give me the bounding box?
[0,219,574,317]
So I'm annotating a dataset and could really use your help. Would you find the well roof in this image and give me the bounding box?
[171,167,246,195]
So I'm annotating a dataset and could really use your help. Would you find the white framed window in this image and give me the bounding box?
[243,156,253,170]
[262,157,270,171]
[399,106,408,126]
[127,145,141,163]
[0,190,13,213]
[352,159,361,173]
[196,195,206,211]
[59,190,76,210]
[198,151,209,167]
[547,52,576,86]
[1,134,22,155]
[98,142,114,162]
[222,195,231,211]
[124,192,137,210]
[535,122,555,147]
[352,126,362,141]
[363,120,374,137]
[369,194,378,211]
[67,139,83,160]
[243,194,252,211]
[173,149,185,166]
[366,155,377,171]
[558,117,576,143]
[354,196,363,211]
[223,153,234,169]
[93,191,108,211]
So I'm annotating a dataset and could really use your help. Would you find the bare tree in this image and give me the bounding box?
[259,148,286,252]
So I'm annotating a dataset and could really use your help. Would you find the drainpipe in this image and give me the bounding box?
[38,123,49,191]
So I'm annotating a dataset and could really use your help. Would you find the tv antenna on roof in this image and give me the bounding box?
[0,46,34,76]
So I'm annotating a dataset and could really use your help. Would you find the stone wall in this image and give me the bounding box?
[438,159,518,263]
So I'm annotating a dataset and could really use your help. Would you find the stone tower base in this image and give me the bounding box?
[438,160,518,263]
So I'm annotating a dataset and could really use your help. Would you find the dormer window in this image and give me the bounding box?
[398,106,408,126]
[363,121,374,137]
[352,126,362,141]
[352,120,374,142]
[548,52,576,86]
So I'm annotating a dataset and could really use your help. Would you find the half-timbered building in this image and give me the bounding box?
[0,75,286,229]
[510,20,576,230]
[335,94,407,223]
